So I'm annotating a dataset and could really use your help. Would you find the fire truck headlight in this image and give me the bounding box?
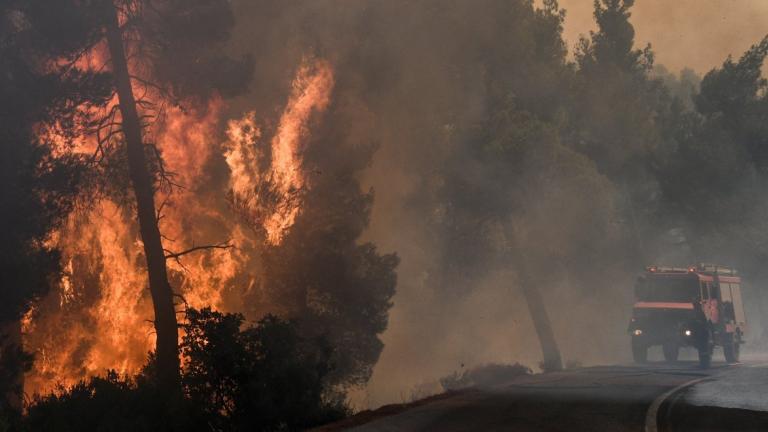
[633,329,643,336]
[684,329,692,336]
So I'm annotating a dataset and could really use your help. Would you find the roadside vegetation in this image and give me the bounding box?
[22,308,347,431]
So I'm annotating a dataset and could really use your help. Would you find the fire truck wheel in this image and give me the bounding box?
[662,343,679,362]
[723,334,740,363]
[632,339,647,363]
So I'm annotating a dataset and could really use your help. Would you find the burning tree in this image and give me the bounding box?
[19,46,397,424]
[0,1,111,418]
[16,0,398,400]
[17,0,250,394]
[224,60,399,387]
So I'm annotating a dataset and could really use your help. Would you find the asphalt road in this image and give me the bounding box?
[324,357,768,432]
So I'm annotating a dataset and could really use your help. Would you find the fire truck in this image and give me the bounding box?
[628,264,746,368]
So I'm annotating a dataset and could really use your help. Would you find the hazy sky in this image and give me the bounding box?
[553,0,768,73]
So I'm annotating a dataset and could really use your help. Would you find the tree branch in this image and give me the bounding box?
[164,242,233,261]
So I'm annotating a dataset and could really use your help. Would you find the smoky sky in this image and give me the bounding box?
[551,0,768,73]
[220,0,768,410]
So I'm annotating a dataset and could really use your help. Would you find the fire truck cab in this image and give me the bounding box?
[628,264,746,368]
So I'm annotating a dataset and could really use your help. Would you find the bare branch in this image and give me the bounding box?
[146,143,186,192]
[130,74,163,92]
[160,232,177,243]
[164,242,234,261]
[173,293,189,312]
[156,196,169,223]
[57,38,104,76]
[95,121,124,131]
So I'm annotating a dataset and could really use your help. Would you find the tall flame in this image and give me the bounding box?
[24,58,335,395]
[225,59,335,245]
[24,201,154,394]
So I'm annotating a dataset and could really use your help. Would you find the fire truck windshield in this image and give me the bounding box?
[636,277,699,302]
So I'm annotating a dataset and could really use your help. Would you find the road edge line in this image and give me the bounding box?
[644,376,710,432]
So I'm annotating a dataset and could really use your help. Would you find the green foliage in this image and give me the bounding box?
[580,0,647,73]
[652,65,701,111]
[24,372,192,432]
[19,0,109,59]
[137,0,254,98]
[693,37,768,169]
[181,308,348,431]
[657,35,768,285]
[696,37,768,118]
[433,0,623,293]
[245,86,399,387]
[570,0,665,181]
[257,189,400,387]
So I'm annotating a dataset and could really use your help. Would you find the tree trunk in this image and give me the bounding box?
[516,259,563,372]
[104,5,180,391]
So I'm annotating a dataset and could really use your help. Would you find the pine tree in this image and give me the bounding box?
[19,0,250,393]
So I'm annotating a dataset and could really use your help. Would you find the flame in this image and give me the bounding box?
[155,96,249,311]
[156,98,223,188]
[59,259,75,308]
[23,96,225,394]
[24,201,155,394]
[24,55,336,394]
[38,42,119,157]
[225,59,335,245]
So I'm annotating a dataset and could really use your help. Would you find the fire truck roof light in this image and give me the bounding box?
[645,263,739,275]
[646,266,692,273]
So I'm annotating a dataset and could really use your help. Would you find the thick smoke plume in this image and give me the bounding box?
[223,0,768,408]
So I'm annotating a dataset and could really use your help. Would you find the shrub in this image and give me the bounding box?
[440,363,530,391]
[181,308,348,431]
[24,371,193,432]
[23,308,348,431]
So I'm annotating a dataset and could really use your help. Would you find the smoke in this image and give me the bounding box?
[21,0,768,410]
[552,0,768,74]
[221,0,768,409]
[218,0,625,408]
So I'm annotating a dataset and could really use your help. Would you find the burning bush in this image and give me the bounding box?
[23,371,190,432]
[24,308,348,431]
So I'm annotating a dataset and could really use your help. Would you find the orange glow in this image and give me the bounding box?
[156,96,249,311]
[24,52,335,395]
[225,58,335,245]
[39,42,119,158]
[24,201,155,395]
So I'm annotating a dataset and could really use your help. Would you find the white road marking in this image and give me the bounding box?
[643,362,768,432]
[644,376,710,432]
